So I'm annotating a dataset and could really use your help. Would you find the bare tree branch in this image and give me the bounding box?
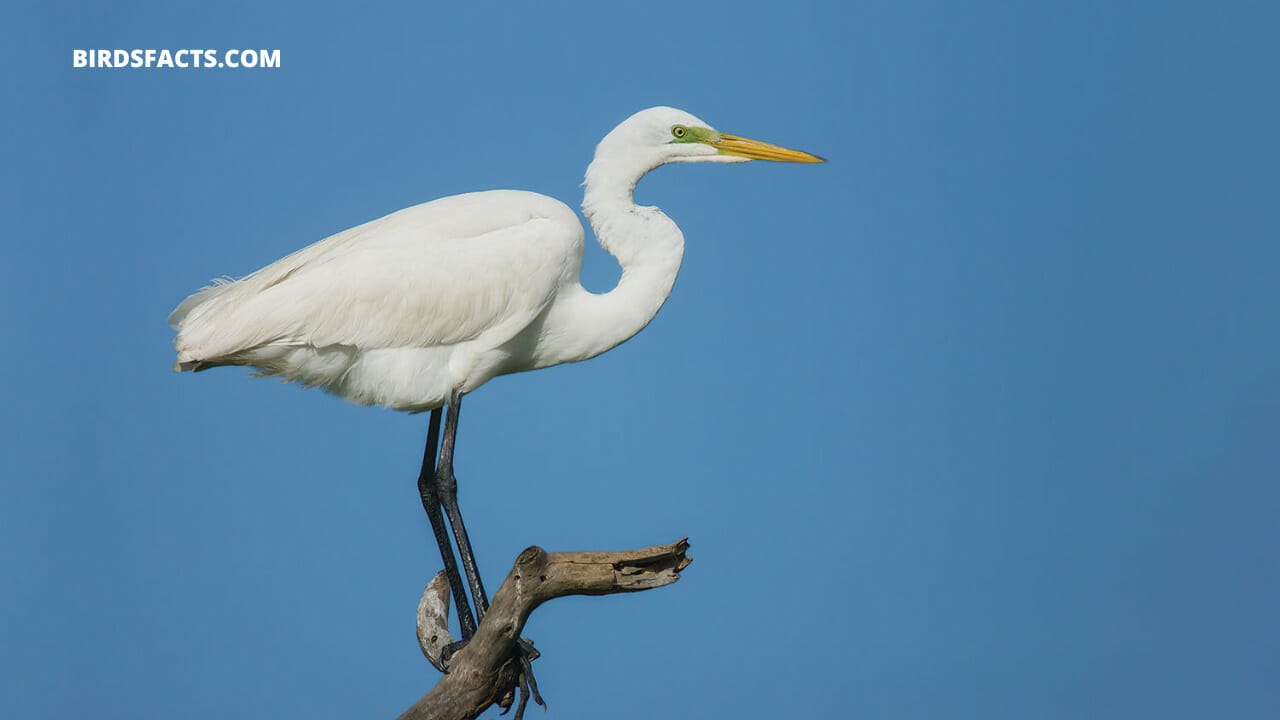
[397,538,692,720]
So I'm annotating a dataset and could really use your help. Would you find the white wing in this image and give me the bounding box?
[172,190,583,369]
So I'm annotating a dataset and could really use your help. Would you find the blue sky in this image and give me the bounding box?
[3,1,1278,718]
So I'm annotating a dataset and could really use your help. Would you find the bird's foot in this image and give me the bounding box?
[441,636,544,719]
[505,638,544,720]
[417,573,544,718]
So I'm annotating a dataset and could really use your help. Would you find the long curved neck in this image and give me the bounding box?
[533,153,684,367]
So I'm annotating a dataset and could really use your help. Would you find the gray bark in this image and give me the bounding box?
[397,538,692,720]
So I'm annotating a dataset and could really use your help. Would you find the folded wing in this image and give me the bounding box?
[172,190,584,370]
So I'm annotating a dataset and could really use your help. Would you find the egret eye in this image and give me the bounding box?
[671,125,687,139]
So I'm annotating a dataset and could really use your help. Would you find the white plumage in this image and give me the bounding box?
[170,107,822,411]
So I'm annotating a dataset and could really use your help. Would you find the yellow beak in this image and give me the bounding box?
[715,133,825,163]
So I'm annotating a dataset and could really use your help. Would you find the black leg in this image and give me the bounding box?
[435,390,544,715]
[436,389,492,617]
[417,407,477,640]
[429,390,545,716]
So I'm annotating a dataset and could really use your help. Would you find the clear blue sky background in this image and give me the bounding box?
[3,1,1278,718]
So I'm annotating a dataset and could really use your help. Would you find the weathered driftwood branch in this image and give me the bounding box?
[397,538,692,720]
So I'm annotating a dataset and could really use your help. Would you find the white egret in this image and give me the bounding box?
[169,106,822,706]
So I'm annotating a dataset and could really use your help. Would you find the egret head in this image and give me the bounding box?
[593,106,825,171]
